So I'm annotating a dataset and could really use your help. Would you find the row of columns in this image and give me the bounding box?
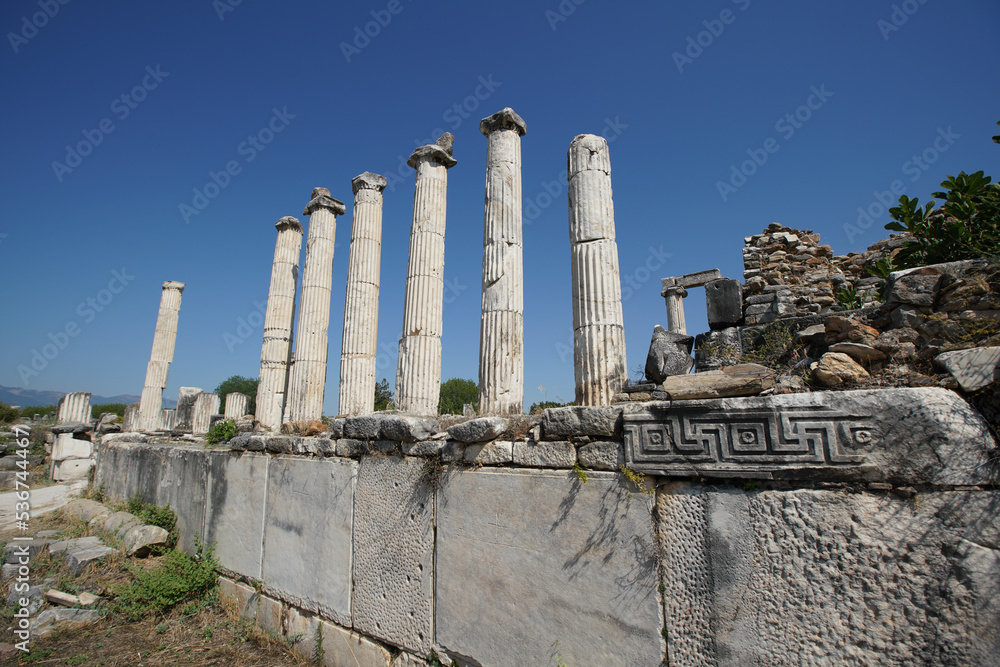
[137,109,629,431]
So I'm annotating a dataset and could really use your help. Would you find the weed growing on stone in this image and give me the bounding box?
[419,454,446,490]
[572,461,589,483]
[109,542,218,621]
[207,418,237,444]
[619,465,652,495]
[742,480,758,492]
[741,322,802,369]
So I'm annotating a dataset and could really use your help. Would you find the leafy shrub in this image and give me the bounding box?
[110,543,218,621]
[206,419,236,444]
[125,492,177,533]
[529,400,572,414]
[18,405,56,420]
[214,376,258,415]
[834,285,864,310]
[91,403,126,419]
[0,402,21,423]
[438,378,478,415]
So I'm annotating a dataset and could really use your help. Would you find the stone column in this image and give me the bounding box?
[174,387,202,433]
[567,134,627,406]
[478,108,527,415]
[56,392,91,424]
[284,189,346,423]
[138,281,185,432]
[255,216,304,431]
[123,402,140,432]
[395,134,457,416]
[339,172,388,416]
[224,393,249,419]
[192,393,220,436]
[661,285,688,335]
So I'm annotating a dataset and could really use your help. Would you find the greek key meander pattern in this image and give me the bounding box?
[624,408,876,470]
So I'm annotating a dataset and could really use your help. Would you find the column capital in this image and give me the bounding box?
[303,187,346,216]
[480,107,526,137]
[352,171,388,194]
[275,216,302,233]
[162,281,185,292]
[408,133,457,169]
[661,285,688,299]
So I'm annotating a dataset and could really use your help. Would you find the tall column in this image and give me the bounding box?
[339,172,388,416]
[567,134,627,406]
[661,285,688,334]
[284,188,346,423]
[395,134,457,416]
[478,108,526,415]
[255,216,304,431]
[138,281,184,432]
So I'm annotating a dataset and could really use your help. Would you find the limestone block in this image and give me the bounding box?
[658,485,1000,666]
[123,524,169,558]
[205,452,269,579]
[813,351,869,386]
[623,387,996,485]
[705,278,743,329]
[66,545,117,575]
[829,341,887,362]
[52,433,92,461]
[261,457,354,626]
[512,440,576,468]
[693,327,743,372]
[935,346,1000,392]
[224,393,249,419]
[51,459,94,482]
[152,445,210,555]
[104,511,142,537]
[174,387,202,431]
[446,417,508,443]
[32,608,101,639]
[541,405,622,438]
[353,456,433,655]
[435,469,662,666]
[318,619,393,667]
[379,415,440,442]
[887,272,943,306]
[659,363,776,400]
[59,499,109,523]
[577,440,624,470]
[50,422,92,435]
[218,577,256,619]
[192,393,220,436]
[645,325,694,382]
[463,440,513,465]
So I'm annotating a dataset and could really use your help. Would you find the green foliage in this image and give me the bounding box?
[0,401,20,423]
[18,405,56,419]
[834,285,864,310]
[865,255,896,280]
[438,377,478,415]
[125,492,177,534]
[206,419,237,445]
[109,542,218,621]
[529,400,572,414]
[572,461,589,483]
[886,170,1000,268]
[620,465,653,495]
[741,322,798,368]
[213,375,258,415]
[374,378,393,411]
[91,402,126,419]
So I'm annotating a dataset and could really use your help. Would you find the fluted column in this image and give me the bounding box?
[662,285,688,335]
[396,134,457,416]
[284,189,346,423]
[57,392,91,424]
[255,216,303,431]
[339,172,388,416]
[478,108,526,415]
[192,393,220,436]
[224,393,249,419]
[567,134,627,405]
[138,281,185,432]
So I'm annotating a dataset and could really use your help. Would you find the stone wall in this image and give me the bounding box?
[95,389,999,666]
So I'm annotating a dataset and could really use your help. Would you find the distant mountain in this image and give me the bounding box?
[0,385,176,409]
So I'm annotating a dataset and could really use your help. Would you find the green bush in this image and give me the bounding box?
[438,378,478,415]
[110,543,218,621]
[206,419,236,445]
[214,376,258,415]
[91,403,126,419]
[18,405,56,420]
[0,402,19,424]
[374,378,393,411]
[125,492,177,533]
[528,400,572,414]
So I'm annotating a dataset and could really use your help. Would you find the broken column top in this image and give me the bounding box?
[162,281,185,291]
[480,107,526,137]
[352,172,388,194]
[408,133,458,169]
[303,187,346,216]
[661,269,723,293]
[567,134,610,175]
[275,216,302,232]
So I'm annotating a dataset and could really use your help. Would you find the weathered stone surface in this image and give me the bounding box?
[174,387,202,433]
[541,405,622,438]
[7,584,44,615]
[336,438,370,457]
[577,440,624,470]
[935,346,1000,392]
[104,511,142,537]
[56,498,108,522]
[828,341,887,362]
[512,440,576,467]
[48,536,102,557]
[192,392,220,436]
[694,327,742,373]
[463,440,513,465]
[280,420,325,436]
[378,414,439,442]
[660,363,776,400]
[261,456,354,626]
[205,452,268,579]
[446,416,508,443]
[50,422,92,435]
[150,445,209,555]
[435,469,662,666]
[343,415,381,440]
[56,392,91,425]
[32,608,101,638]
[645,325,695,382]
[123,524,169,557]
[658,485,1000,666]
[353,455,433,655]
[66,545,117,574]
[624,387,995,484]
[51,459,94,481]
[888,272,943,307]
[138,283,184,432]
[705,278,743,329]
[316,619,393,667]
[813,351,870,386]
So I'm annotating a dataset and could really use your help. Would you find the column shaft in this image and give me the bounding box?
[138,281,184,432]
[567,134,627,405]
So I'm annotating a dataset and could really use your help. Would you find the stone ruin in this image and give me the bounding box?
[75,108,998,666]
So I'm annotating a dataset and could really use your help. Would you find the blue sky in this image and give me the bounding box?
[2,0,998,413]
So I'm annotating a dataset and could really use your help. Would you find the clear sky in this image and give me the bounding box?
[2,0,998,414]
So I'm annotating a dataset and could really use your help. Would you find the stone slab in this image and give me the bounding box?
[936,346,1000,392]
[463,440,513,465]
[318,619,393,667]
[152,445,209,555]
[659,363,775,400]
[205,452,269,579]
[261,456,355,626]
[435,468,662,667]
[352,455,433,655]
[52,433,93,461]
[51,459,94,482]
[624,387,996,485]
[657,484,1000,666]
[512,440,576,467]
[541,406,622,438]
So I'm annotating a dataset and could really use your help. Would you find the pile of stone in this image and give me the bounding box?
[50,422,94,482]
